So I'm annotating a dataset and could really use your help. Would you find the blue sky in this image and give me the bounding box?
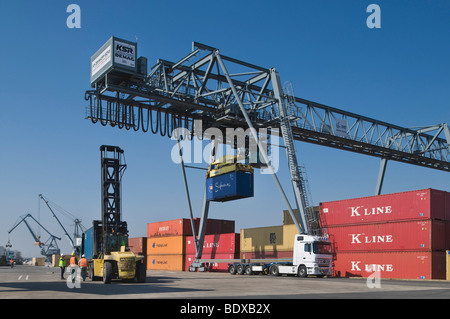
[0,1,449,257]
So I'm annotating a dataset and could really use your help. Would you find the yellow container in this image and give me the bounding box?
[146,254,185,271]
[282,207,319,225]
[146,236,185,255]
[447,250,450,280]
[32,257,45,266]
[240,224,298,253]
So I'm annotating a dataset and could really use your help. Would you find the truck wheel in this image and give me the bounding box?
[103,262,113,284]
[228,264,236,275]
[236,264,244,275]
[269,265,280,276]
[136,262,146,283]
[244,265,253,275]
[297,265,307,278]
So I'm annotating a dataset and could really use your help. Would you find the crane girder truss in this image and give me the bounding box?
[85,42,450,173]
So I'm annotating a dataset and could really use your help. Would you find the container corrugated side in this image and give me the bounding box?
[185,253,239,272]
[146,236,185,255]
[332,250,446,280]
[323,219,447,252]
[146,254,185,271]
[147,218,235,238]
[240,250,293,260]
[240,224,298,253]
[320,189,447,227]
[185,233,240,255]
[128,237,147,255]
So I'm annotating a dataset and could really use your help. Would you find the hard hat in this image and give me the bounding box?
[72,252,75,256]
[82,254,85,258]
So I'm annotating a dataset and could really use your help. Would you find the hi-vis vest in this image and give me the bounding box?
[59,258,67,267]
[70,257,77,267]
[79,258,88,268]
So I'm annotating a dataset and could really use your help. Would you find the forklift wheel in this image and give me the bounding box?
[103,262,113,284]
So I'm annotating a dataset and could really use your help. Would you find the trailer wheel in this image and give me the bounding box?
[269,265,280,276]
[236,264,244,275]
[228,264,236,275]
[244,265,253,275]
[103,262,113,284]
[297,265,307,278]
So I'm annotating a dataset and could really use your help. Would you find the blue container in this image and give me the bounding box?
[83,227,94,260]
[206,171,254,202]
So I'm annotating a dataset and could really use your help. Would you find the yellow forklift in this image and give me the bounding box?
[82,145,146,284]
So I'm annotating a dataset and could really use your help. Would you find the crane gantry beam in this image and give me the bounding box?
[85,41,450,174]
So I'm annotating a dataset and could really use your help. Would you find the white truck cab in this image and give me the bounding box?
[269,234,332,277]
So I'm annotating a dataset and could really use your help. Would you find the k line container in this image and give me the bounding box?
[146,236,185,255]
[146,254,185,271]
[240,224,298,253]
[185,233,240,255]
[147,218,235,238]
[185,253,239,272]
[332,251,446,280]
[320,189,448,227]
[206,171,254,202]
[323,219,447,252]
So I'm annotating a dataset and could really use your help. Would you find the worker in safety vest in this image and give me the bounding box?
[10,259,14,269]
[59,255,67,280]
[69,252,78,283]
[78,255,88,281]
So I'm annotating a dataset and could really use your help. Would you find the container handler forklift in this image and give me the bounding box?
[81,145,146,284]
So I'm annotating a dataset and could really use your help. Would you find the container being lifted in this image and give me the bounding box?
[205,155,254,202]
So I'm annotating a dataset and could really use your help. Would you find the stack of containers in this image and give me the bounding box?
[184,233,240,272]
[146,218,235,271]
[319,188,450,280]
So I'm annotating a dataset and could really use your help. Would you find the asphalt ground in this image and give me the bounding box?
[1,264,450,298]
[0,265,449,316]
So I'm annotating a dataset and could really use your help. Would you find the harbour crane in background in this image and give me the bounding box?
[8,213,61,261]
[39,194,86,255]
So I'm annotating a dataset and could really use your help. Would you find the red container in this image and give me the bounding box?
[332,251,446,280]
[320,189,447,227]
[323,220,447,252]
[185,253,239,272]
[128,237,147,255]
[147,218,235,238]
[185,233,240,255]
[239,250,293,260]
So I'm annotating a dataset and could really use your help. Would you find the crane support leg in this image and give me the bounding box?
[375,158,388,196]
[190,139,218,271]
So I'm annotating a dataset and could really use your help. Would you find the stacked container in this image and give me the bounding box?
[146,218,236,271]
[319,188,450,280]
[184,233,240,272]
[128,237,147,266]
[240,224,298,260]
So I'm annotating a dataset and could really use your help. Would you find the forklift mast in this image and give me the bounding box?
[99,145,128,254]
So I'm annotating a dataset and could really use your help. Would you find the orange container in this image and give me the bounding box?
[146,254,185,271]
[146,236,185,255]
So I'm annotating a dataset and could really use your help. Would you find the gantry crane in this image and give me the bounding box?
[8,213,61,260]
[84,37,450,271]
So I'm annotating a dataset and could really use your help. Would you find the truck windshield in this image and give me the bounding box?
[313,242,331,254]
